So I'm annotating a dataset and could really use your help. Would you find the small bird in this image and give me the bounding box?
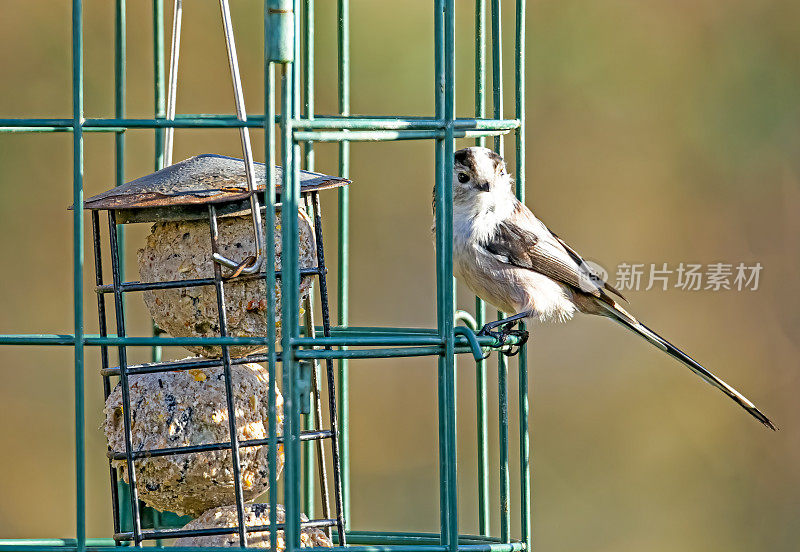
[444,146,775,430]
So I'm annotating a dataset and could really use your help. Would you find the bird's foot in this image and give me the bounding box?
[478,321,530,357]
[501,328,529,356]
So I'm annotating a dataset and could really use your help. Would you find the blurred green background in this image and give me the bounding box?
[0,1,798,551]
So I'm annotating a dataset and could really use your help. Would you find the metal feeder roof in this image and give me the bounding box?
[81,154,350,223]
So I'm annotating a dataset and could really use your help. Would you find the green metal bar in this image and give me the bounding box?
[83,336,291,346]
[0,114,522,127]
[473,0,490,537]
[491,0,503,156]
[100,547,522,552]
[514,3,525,206]
[474,305,490,522]
[0,540,114,550]
[292,0,304,541]
[294,0,302,116]
[0,329,521,348]
[498,346,511,548]
[104,546,523,552]
[114,0,126,271]
[434,0,458,549]
[0,127,121,133]
[475,0,487,150]
[301,0,315,519]
[152,0,166,368]
[327,327,445,335]
[0,119,72,126]
[489,0,511,543]
[0,533,517,546]
[153,0,166,168]
[294,335,439,346]
[0,336,494,359]
[303,0,315,171]
[350,544,525,552]
[71,1,86,551]
[295,345,491,361]
[293,129,511,142]
[90,118,258,128]
[302,356,314,514]
[280,18,302,541]
[279,59,296,551]
[498,354,510,544]
[514,1,531,549]
[337,0,351,526]
[295,331,517,347]
[146,1,191,537]
[264,3,280,544]
[0,333,519,352]
[342,532,511,544]
[334,544,521,552]
[0,116,519,131]
[443,2,459,548]
[0,335,75,345]
[434,0,446,534]
[0,124,499,134]
[0,534,527,552]
[0,533,524,547]
[0,546,526,552]
[114,0,138,537]
[517,346,530,548]
[294,118,518,130]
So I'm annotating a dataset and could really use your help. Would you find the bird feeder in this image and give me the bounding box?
[0,0,533,551]
[85,153,349,546]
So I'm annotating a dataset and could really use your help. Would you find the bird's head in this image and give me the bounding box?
[452,147,512,206]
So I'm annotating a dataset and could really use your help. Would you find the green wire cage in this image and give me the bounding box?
[0,1,530,551]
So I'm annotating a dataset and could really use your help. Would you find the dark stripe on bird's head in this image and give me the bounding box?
[455,147,505,173]
[454,148,475,170]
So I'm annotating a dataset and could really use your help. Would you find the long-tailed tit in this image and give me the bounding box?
[443,146,774,429]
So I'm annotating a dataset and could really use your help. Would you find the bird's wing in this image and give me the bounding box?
[480,202,622,300]
[481,216,600,297]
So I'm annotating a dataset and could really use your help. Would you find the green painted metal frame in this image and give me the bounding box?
[0,1,530,551]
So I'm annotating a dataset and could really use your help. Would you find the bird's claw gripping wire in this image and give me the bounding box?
[502,328,529,356]
[478,319,530,357]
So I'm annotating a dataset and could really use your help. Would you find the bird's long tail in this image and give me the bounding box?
[604,304,776,430]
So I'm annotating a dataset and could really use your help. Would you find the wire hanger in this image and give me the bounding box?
[164,0,265,275]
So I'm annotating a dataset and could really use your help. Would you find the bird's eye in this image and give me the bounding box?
[457,172,470,184]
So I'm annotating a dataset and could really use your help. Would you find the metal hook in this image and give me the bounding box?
[163,0,265,276]
[454,327,486,362]
[454,309,479,331]
[226,255,257,279]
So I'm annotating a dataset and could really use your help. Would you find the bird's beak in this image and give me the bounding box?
[476,181,490,192]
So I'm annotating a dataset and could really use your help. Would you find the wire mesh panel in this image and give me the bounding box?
[0,1,529,552]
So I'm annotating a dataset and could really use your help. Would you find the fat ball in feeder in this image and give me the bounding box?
[137,209,316,358]
[104,360,284,517]
[173,504,333,548]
